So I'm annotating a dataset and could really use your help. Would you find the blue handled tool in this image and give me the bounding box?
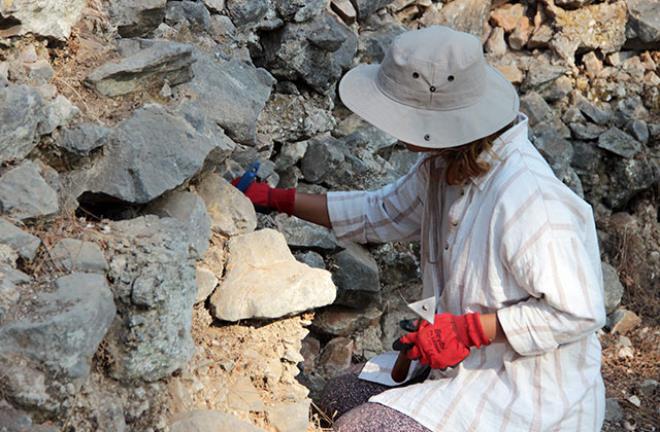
[234,161,260,192]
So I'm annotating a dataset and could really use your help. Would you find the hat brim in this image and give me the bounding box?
[338,64,520,149]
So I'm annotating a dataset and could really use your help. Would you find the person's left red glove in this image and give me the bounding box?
[231,179,296,215]
[399,312,490,370]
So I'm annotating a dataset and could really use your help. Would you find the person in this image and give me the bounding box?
[235,26,606,432]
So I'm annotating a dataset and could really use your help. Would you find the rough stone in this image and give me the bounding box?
[601,262,624,314]
[531,131,574,173]
[267,399,310,432]
[295,251,325,269]
[490,3,525,32]
[319,337,353,377]
[626,0,660,43]
[0,219,41,260]
[102,216,197,382]
[495,64,524,84]
[331,0,357,24]
[274,214,338,250]
[0,84,46,164]
[609,308,642,334]
[226,375,265,412]
[420,0,491,39]
[0,273,115,414]
[312,305,382,336]
[86,40,194,97]
[0,0,86,40]
[597,127,642,158]
[202,0,226,13]
[38,95,80,135]
[165,1,212,31]
[569,122,606,140]
[0,160,59,220]
[605,398,624,422]
[520,92,552,126]
[146,190,211,255]
[352,0,395,20]
[485,27,507,57]
[522,59,567,91]
[180,50,274,144]
[527,24,553,49]
[170,410,262,432]
[332,243,381,308]
[605,157,656,209]
[107,0,167,37]
[0,400,58,432]
[209,229,336,321]
[80,104,233,204]
[275,141,309,171]
[574,94,612,125]
[51,239,108,273]
[196,173,257,236]
[226,0,269,27]
[548,1,627,61]
[260,12,357,94]
[358,23,407,63]
[195,265,218,304]
[300,135,346,183]
[625,119,649,144]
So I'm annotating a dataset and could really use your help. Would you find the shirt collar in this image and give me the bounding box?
[469,113,528,190]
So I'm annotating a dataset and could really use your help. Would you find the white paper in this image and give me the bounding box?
[358,351,422,387]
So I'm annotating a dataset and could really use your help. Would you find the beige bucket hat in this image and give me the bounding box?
[339,25,520,149]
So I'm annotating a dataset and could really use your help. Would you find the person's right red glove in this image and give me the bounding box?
[399,312,490,370]
[231,179,296,215]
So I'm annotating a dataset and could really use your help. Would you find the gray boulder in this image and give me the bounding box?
[358,23,407,63]
[295,251,326,269]
[574,94,612,125]
[0,160,59,220]
[0,0,86,40]
[274,0,327,23]
[605,157,657,209]
[331,243,381,308]
[261,12,357,94]
[0,84,46,164]
[86,40,194,97]
[202,0,226,13]
[300,135,346,184]
[0,219,41,260]
[50,239,108,273]
[146,190,211,255]
[80,104,233,204]
[226,0,269,27]
[274,213,338,250]
[626,0,660,43]
[165,1,212,31]
[103,216,197,382]
[522,59,568,91]
[352,0,395,20]
[209,229,336,321]
[520,92,552,126]
[58,123,110,156]
[180,50,274,145]
[0,273,115,414]
[107,0,167,37]
[601,262,624,314]
[598,127,642,158]
[38,95,80,136]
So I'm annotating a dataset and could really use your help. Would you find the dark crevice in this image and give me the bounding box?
[76,192,143,221]
[0,14,20,30]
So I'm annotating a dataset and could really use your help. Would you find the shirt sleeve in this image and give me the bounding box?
[497,224,606,357]
[326,158,426,244]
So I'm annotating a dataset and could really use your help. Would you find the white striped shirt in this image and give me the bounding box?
[327,114,606,431]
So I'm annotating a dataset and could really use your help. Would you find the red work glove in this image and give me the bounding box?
[399,313,490,370]
[231,179,296,215]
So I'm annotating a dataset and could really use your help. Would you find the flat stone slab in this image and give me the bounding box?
[209,229,336,321]
[0,161,59,220]
[0,218,41,260]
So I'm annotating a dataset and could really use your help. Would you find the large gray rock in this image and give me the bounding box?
[195,173,257,236]
[146,190,211,255]
[50,239,108,273]
[86,40,194,97]
[274,214,338,250]
[0,160,59,220]
[0,0,86,40]
[226,0,269,27]
[419,0,492,39]
[38,95,80,136]
[103,216,197,382]
[626,0,660,43]
[0,399,58,432]
[57,122,110,156]
[601,262,624,314]
[0,219,41,260]
[0,84,46,164]
[209,229,336,321]
[107,0,167,37]
[180,51,274,145]
[274,0,326,23]
[0,273,115,414]
[352,0,395,20]
[261,12,357,94]
[300,135,346,184]
[170,410,262,432]
[598,127,642,158]
[357,23,407,63]
[165,1,212,31]
[331,243,381,308]
[605,157,657,209]
[80,104,233,204]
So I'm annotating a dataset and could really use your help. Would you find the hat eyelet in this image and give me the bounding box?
[429,86,436,92]
[412,72,420,79]
[448,75,455,82]
[424,134,431,141]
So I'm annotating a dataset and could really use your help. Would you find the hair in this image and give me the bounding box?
[425,122,514,186]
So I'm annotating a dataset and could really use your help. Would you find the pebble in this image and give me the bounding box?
[627,395,641,408]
